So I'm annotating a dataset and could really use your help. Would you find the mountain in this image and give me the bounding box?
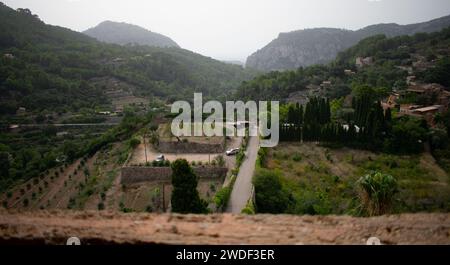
[0,3,256,116]
[236,26,450,102]
[83,21,179,48]
[246,15,450,72]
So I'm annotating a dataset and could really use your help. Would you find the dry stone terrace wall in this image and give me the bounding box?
[121,166,228,185]
[157,141,225,154]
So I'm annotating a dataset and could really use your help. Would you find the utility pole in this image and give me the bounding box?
[143,130,148,164]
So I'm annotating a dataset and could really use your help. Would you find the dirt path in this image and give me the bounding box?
[1,210,449,244]
[226,136,259,213]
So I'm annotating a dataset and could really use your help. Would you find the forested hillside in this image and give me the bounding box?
[236,27,450,102]
[0,2,257,192]
[0,3,257,118]
[246,14,450,71]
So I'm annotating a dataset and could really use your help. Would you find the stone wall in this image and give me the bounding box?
[1,210,449,244]
[157,141,224,154]
[121,166,228,185]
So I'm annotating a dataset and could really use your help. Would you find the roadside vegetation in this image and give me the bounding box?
[252,142,450,216]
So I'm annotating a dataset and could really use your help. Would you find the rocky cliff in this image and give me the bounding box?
[246,15,450,71]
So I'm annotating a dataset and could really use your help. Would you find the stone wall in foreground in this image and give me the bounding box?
[0,210,449,244]
[121,166,227,185]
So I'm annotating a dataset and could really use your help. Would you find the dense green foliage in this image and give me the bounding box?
[0,108,151,191]
[213,175,235,211]
[253,169,292,214]
[0,3,256,118]
[170,159,208,214]
[420,57,450,86]
[278,94,427,154]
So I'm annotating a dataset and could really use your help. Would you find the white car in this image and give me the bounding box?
[155,154,165,162]
[226,148,240,156]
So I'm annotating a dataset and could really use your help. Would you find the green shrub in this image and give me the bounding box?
[214,186,232,210]
[357,171,398,216]
[292,153,302,162]
[253,169,292,213]
[236,150,245,166]
[294,190,332,215]
[129,138,141,149]
[257,147,268,167]
[241,199,255,214]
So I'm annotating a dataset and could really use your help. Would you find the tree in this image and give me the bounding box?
[171,159,208,214]
[384,116,427,153]
[0,152,10,180]
[253,169,291,213]
[435,109,450,137]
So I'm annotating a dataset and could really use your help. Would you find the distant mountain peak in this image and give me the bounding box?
[83,21,179,48]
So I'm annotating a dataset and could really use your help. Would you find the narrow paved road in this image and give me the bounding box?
[226,135,259,213]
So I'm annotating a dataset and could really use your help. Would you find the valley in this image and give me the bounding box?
[1,1,450,246]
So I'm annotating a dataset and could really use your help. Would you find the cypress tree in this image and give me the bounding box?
[171,159,208,214]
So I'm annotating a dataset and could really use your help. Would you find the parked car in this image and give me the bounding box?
[155,154,165,162]
[226,148,240,156]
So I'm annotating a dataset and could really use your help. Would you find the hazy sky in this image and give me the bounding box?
[3,0,450,61]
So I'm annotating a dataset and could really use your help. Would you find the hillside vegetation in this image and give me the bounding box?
[246,14,450,71]
[0,3,257,119]
[236,27,450,102]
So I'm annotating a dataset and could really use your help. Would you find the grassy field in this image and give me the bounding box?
[264,142,450,215]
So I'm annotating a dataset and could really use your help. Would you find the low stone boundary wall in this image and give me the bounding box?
[157,141,225,154]
[121,166,228,185]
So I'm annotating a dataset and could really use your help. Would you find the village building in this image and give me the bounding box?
[16,107,26,115]
[381,93,400,111]
[399,104,421,114]
[8,124,20,131]
[411,105,444,126]
[56,131,69,137]
[406,76,416,85]
[3,53,14,59]
[320,81,332,89]
[406,83,446,94]
[344,69,355,75]
[355,57,373,68]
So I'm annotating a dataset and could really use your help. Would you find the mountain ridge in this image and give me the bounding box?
[246,14,450,71]
[83,20,179,48]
